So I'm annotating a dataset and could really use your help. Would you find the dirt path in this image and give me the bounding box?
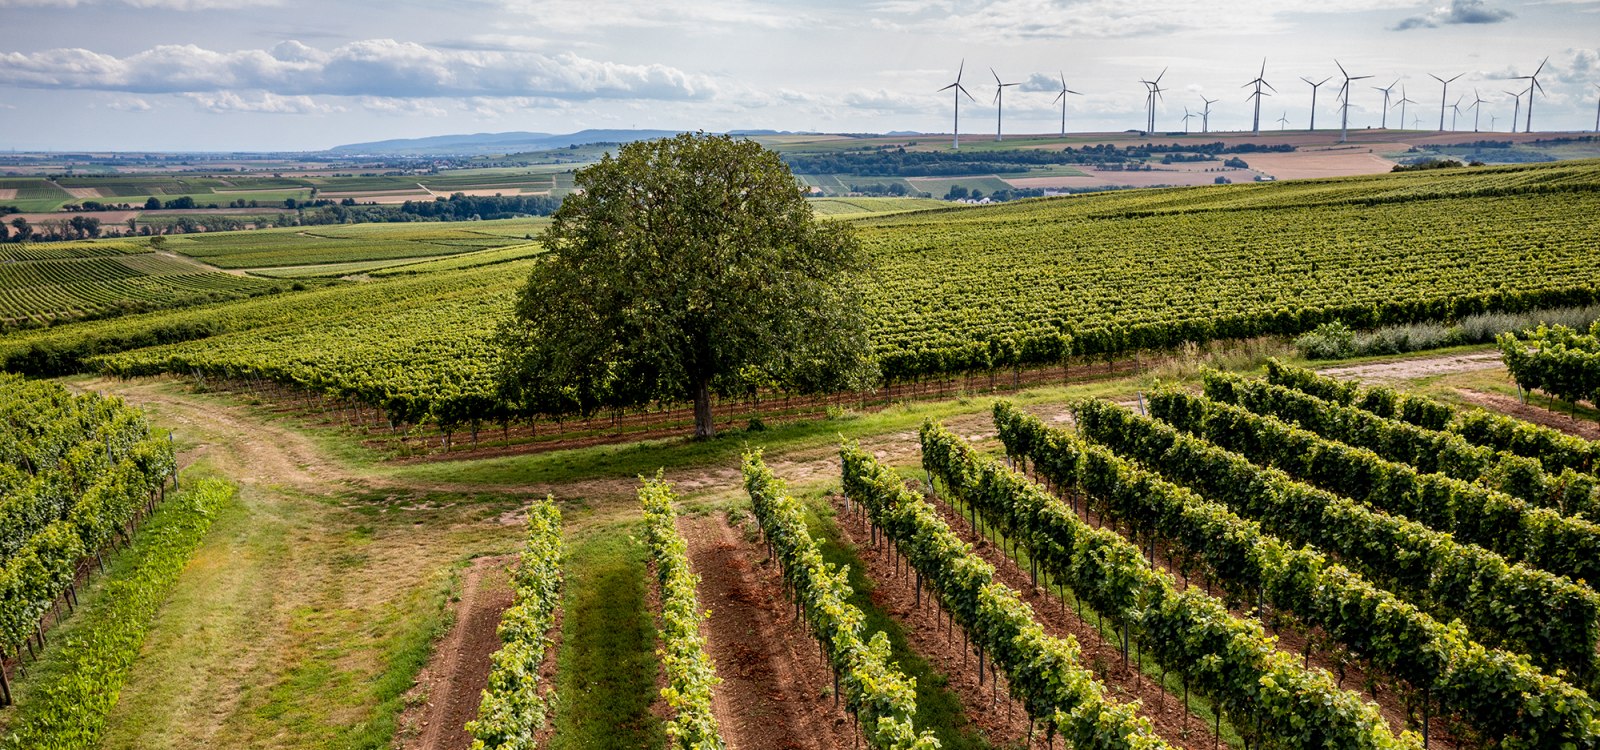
[1315,351,1502,383]
[681,515,853,750]
[1454,389,1600,441]
[399,555,518,750]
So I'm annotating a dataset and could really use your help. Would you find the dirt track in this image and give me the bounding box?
[399,555,518,750]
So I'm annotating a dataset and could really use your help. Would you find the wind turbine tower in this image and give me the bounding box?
[1594,84,1600,133]
[1243,60,1275,136]
[1469,89,1486,132]
[1302,76,1331,130]
[1504,89,1523,133]
[1373,79,1399,129]
[1513,58,1548,133]
[1450,96,1463,131]
[991,68,1020,142]
[1201,96,1218,133]
[1335,60,1372,144]
[1052,72,1082,138]
[1182,107,1196,134]
[1140,68,1168,134]
[938,61,976,149]
[1397,86,1418,131]
[1430,72,1463,132]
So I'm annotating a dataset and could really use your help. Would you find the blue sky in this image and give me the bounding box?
[0,0,1595,151]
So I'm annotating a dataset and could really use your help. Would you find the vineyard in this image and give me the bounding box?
[0,248,290,327]
[2,160,1597,441]
[0,373,176,712]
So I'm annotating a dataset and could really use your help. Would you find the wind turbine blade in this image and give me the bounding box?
[1430,73,1445,83]
[1054,91,1065,103]
[956,59,964,84]
[1448,73,1463,83]
[938,83,957,92]
[991,67,1001,86]
[1534,57,1548,77]
[1336,59,1348,77]
[1156,66,1168,84]
[1066,89,1081,95]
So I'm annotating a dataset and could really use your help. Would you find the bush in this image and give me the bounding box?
[1293,321,1356,359]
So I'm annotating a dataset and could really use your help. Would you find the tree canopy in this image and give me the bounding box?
[496,132,876,438]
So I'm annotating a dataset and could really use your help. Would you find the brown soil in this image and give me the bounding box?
[0,189,16,200]
[829,493,1218,749]
[680,514,854,750]
[1315,351,1502,384]
[398,555,519,750]
[1454,389,1600,441]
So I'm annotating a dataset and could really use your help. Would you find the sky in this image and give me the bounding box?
[0,0,1596,151]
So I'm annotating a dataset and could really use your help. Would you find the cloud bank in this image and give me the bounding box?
[1394,0,1515,30]
[0,39,718,101]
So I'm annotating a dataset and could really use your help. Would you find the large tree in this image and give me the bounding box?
[497,133,875,439]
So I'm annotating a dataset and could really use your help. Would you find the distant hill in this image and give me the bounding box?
[326,129,685,156]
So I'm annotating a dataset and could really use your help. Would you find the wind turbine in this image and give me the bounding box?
[1396,86,1418,131]
[1594,84,1600,133]
[938,61,976,149]
[1449,95,1463,131]
[1373,78,1399,129]
[1277,111,1291,130]
[1512,57,1548,133]
[991,68,1020,142]
[1200,96,1218,133]
[1469,89,1486,132]
[1243,59,1275,136]
[1052,72,1082,138]
[1335,60,1372,143]
[1430,72,1463,132]
[1181,107,1196,134]
[1140,67,1168,133]
[1490,114,1498,132]
[1504,89,1523,133]
[1302,76,1331,130]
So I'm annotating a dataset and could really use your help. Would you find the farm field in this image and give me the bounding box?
[5,346,1596,749]
[4,159,1593,431]
[0,242,291,326]
[6,155,1600,750]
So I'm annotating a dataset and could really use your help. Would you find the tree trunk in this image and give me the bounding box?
[693,377,716,439]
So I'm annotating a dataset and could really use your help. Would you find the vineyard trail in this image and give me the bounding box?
[680,515,853,750]
[400,555,518,750]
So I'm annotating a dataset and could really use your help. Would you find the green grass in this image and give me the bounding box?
[547,518,663,750]
[794,490,1011,749]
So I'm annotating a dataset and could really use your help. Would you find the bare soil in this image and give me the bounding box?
[1454,389,1600,441]
[680,514,854,750]
[1315,351,1503,383]
[398,554,518,750]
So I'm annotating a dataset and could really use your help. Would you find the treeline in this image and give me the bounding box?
[1,193,564,242]
[785,142,1295,177]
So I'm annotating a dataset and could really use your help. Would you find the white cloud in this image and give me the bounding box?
[183,91,340,114]
[490,0,812,33]
[0,0,278,7]
[0,39,719,101]
[1393,0,1515,30]
[105,96,151,111]
[359,96,449,117]
[871,0,1408,41]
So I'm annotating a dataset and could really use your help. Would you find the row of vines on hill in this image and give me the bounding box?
[841,442,1177,750]
[1103,390,1599,683]
[918,419,1411,749]
[996,401,1600,746]
[468,496,563,750]
[741,451,937,749]
[639,477,724,750]
[0,372,175,705]
[1500,323,1600,412]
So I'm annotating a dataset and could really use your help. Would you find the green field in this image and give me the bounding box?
[3,159,1597,428]
[163,219,547,269]
[0,245,291,327]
